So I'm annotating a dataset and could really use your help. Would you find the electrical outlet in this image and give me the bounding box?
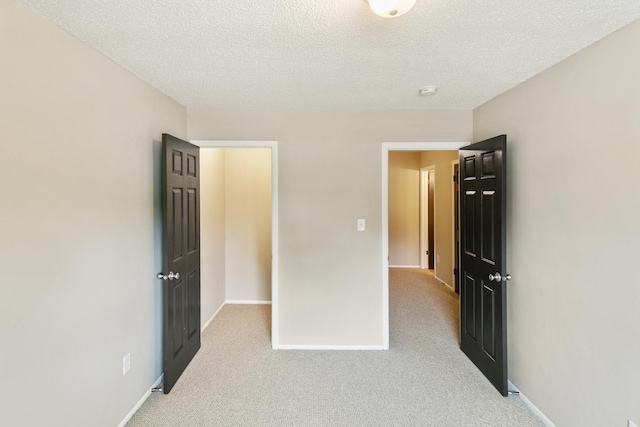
[123,353,131,376]
[629,420,638,427]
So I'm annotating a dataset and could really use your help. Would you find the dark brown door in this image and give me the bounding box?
[160,134,201,394]
[459,135,509,396]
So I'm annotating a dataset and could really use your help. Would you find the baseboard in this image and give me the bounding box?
[434,273,454,291]
[275,344,386,350]
[225,300,272,305]
[202,301,271,333]
[120,300,273,426]
[117,375,163,427]
[201,302,225,333]
[388,265,420,268]
[508,381,555,426]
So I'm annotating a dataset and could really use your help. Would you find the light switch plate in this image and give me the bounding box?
[357,219,365,231]
[123,353,131,376]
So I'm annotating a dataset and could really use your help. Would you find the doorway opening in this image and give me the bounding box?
[382,142,468,349]
[192,140,279,348]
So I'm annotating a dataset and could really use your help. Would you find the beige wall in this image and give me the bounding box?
[420,151,459,288]
[224,148,272,301]
[474,18,640,427]
[200,149,226,325]
[388,152,421,266]
[0,1,187,426]
[188,109,473,345]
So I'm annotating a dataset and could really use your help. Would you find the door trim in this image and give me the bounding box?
[191,140,279,349]
[382,142,468,349]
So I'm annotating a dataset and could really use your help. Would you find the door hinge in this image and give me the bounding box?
[426,250,429,255]
[453,175,458,183]
[453,268,458,275]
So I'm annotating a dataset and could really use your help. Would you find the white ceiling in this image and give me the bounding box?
[19,0,640,110]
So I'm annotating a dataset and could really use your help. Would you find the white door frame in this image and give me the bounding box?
[419,166,435,269]
[191,140,279,349]
[382,142,468,349]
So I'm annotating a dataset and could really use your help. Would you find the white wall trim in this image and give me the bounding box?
[117,375,163,427]
[201,302,225,333]
[191,140,279,349]
[225,300,272,305]
[508,381,556,426]
[384,142,469,151]
[275,345,386,350]
[389,265,421,268]
[192,140,277,148]
[434,273,455,292]
[202,301,272,335]
[382,142,469,350]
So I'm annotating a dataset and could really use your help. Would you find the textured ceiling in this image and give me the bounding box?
[19,0,640,110]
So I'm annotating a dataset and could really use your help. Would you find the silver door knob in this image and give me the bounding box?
[489,273,512,282]
[157,271,180,281]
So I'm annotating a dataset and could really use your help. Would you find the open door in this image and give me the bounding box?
[459,135,510,396]
[158,134,201,394]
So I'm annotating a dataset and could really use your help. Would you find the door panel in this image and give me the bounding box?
[464,274,476,340]
[481,190,496,264]
[172,189,183,259]
[463,191,477,256]
[162,134,201,394]
[188,270,199,338]
[170,280,185,354]
[459,135,508,396]
[482,283,496,359]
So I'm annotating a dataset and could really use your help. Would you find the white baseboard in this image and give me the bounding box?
[508,381,555,426]
[117,375,163,427]
[121,300,274,426]
[225,300,272,305]
[275,344,386,350]
[202,300,271,333]
[389,265,420,268]
[434,273,454,291]
[201,302,225,333]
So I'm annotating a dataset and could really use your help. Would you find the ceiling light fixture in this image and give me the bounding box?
[367,0,416,18]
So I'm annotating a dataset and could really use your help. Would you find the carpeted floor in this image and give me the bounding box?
[127,268,543,426]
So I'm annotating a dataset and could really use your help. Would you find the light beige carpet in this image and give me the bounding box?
[127,268,544,426]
